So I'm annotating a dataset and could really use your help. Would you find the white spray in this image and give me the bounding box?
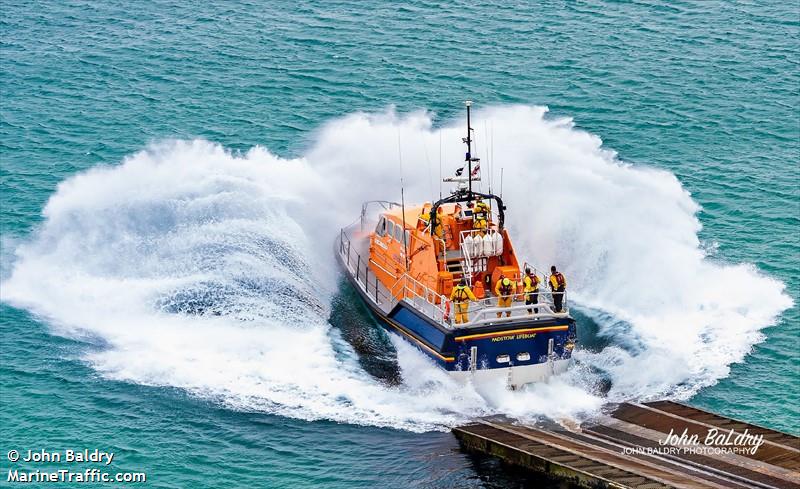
[1,105,792,431]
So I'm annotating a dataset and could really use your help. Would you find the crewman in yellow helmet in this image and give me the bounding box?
[475,200,489,218]
[549,265,567,313]
[433,206,444,239]
[494,275,515,318]
[523,268,540,315]
[417,211,430,231]
[417,202,432,232]
[449,278,477,324]
[472,200,489,234]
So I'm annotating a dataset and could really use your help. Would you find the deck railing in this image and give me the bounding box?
[338,229,394,306]
[389,273,450,326]
[459,291,569,326]
[339,228,451,327]
[359,200,400,232]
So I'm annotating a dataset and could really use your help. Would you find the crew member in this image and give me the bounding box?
[549,265,567,313]
[453,203,463,220]
[450,278,477,324]
[416,202,433,232]
[433,206,444,239]
[523,268,540,315]
[472,200,489,234]
[494,275,515,318]
[417,210,430,231]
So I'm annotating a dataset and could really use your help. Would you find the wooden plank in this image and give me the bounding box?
[644,401,800,449]
[585,422,799,489]
[452,402,800,489]
[496,422,742,489]
[614,403,800,471]
[453,422,672,489]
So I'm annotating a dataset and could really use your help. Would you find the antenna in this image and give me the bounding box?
[424,138,434,202]
[500,167,504,199]
[484,120,490,194]
[438,129,442,200]
[473,119,480,193]
[465,100,473,200]
[397,131,410,272]
[490,122,494,194]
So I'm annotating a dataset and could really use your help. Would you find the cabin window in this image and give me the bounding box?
[404,230,411,248]
[375,217,386,237]
[496,354,510,364]
[394,223,403,242]
[386,221,395,241]
[516,352,530,362]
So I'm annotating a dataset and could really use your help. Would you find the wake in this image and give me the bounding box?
[1,106,792,431]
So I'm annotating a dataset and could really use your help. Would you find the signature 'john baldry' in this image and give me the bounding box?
[22,449,114,465]
[659,427,765,451]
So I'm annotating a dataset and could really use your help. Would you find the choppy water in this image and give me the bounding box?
[1,1,798,487]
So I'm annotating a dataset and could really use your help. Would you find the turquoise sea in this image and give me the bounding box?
[1,1,798,487]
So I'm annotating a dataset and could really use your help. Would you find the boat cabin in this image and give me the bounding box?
[368,196,522,304]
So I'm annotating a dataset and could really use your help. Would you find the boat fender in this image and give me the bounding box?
[492,231,504,256]
[472,233,483,257]
[463,234,475,258]
[482,232,494,257]
[443,300,451,321]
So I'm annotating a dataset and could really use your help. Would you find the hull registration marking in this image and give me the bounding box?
[455,325,569,342]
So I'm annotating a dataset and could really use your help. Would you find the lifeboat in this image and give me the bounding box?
[335,101,577,388]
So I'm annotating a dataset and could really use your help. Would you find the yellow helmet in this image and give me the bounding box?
[502,278,511,286]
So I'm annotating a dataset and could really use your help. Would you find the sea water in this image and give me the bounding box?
[1,1,797,488]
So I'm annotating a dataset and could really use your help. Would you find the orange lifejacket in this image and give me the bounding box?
[550,272,566,290]
[498,281,513,296]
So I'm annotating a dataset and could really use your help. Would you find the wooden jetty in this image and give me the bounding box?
[453,400,800,488]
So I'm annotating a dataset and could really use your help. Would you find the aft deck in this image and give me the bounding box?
[337,225,570,330]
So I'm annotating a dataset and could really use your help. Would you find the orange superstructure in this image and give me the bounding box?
[368,201,522,303]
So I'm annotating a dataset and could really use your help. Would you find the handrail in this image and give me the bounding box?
[389,271,433,301]
[360,200,400,232]
[390,273,450,326]
[434,236,447,266]
[458,229,493,280]
[340,227,449,326]
[461,287,568,323]
[522,261,547,288]
[521,259,569,312]
[339,229,393,306]
[390,271,441,303]
[465,301,569,326]
[460,239,474,286]
[369,258,398,280]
